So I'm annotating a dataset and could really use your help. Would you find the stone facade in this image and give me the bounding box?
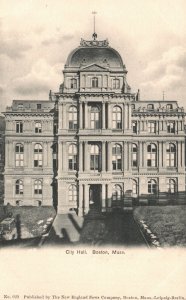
[3,36,186,214]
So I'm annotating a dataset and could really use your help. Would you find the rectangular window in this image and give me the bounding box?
[132,121,137,133]
[148,122,156,133]
[132,153,137,167]
[147,153,156,167]
[16,122,23,133]
[167,121,175,133]
[37,104,42,110]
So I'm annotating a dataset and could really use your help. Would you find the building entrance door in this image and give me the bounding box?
[89,184,101,209]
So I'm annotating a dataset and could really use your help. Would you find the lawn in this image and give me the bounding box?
[134,205,186,247]
[0,205,56,239]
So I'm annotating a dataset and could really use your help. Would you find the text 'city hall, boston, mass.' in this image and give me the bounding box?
[3,27,186,215]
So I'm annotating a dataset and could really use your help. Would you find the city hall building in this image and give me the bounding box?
[3,35,186,215]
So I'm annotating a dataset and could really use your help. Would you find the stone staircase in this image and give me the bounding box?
[84,207,105,220]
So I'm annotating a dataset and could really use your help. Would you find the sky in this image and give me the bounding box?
[0,0,186,112]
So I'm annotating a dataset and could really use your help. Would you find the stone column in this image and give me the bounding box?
[124,142,128,171]
[58,104,62,130]
[102,141,106,172]
[128,104,132,130]
[107,142,112,171]
[101,184,106,212]
[181,141,185,167]
[78,183,83,217]
[84,102,88,129]
[139,142,143,167]
[58,141,62,175]
[159,141,163,168]
[144,142,147,168]
[79,102,83,129]
[107,184,112,211]
[124,104,128,130]
[102,102,106,129]
[162,142,166,168]
[79,141,83,171]
[63,104,66,129]
[108,103,112,129]
[84,184,89,214]
[63,142,67,171]
[84,141,89,171]
[177,141,181,167]
[128,142,132,171]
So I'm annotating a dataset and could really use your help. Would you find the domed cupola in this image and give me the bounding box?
[65,38,126,72]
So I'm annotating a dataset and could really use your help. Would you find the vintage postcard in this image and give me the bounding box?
[0,0,186,298]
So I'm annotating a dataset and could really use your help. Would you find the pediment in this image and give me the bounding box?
[80,63,109,72]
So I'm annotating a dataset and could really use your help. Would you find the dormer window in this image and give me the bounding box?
[113,78,120,89]
[147,104,154,110]
[37,104,41,110]
[18,104,23,109]
[70,78,77,89]
[92,77,98,88]
[167,104,173,110]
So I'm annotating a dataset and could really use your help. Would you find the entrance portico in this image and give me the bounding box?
[78,182,110,216]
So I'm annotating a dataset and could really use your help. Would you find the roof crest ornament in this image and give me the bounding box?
[79,12,109,47]
[80,38,109,47]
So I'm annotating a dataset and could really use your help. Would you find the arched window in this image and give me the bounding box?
[132,180,138,195]
[112,144,122,170]
[70,78,77,89]
[167,179,176,194]
[15,143,24,167]
[148,179,157,194]
[15,179,23,195]
[92,77,98,88]
[112,78,120,89]
[147,143,157,167]
[90,144,100,171]
[112,185,122,201]
[112,106,122,129]
[132,144,138,167]
[69,106,77,130]
[69,185,77,202]
[68,144,77,171]
[35,122,42,133]
[90,106,100,129]
[34,179,42,194]
[166,143,176,167]
[34,144,43,167]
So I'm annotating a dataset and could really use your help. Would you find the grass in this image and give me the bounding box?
[0,205,56,239]
[134,205,186,247]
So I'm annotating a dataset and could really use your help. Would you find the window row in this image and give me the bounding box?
[69,105,122,130]
[67,179,178,203]
[16,122,43,133]
[131,103,174,111]
[15,143,58,167]
[69,77,121,89]
[67,142,177,171]
[132,121,178,134]
[15,179,42,195]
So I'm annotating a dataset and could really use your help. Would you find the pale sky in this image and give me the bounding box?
[0,0,186,112]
